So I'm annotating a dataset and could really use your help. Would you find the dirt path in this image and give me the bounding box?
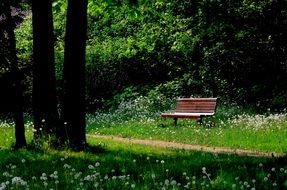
[87,134,284,158]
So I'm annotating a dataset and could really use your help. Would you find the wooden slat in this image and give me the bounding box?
[177,101,217,104]
[161,98,217,121]
[178,98,217,101]
[176,109,215,112]
[161,113,201,119]
[176,99,216,113]
[177,101,216,105]
[176,110,214,113]
[176,104,216,108]
[177,105,215,107]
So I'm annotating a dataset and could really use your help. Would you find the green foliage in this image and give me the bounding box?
[15,16,33,67]
[14,0,287,111]
[88,87,175,123]
[84,0,287,110]
[52,0,67,15]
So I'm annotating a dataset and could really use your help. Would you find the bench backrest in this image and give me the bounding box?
[175,98,217,113]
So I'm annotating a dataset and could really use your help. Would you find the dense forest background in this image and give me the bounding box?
[1,0,287,114]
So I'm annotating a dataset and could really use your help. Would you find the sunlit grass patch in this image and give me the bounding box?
[0,126,14,148]
[0,120,34,149]
[87,103,287,153]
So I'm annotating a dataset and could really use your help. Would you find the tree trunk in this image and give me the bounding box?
[32,0,59,138]
[61,0,88,150]
[3,0,26,148]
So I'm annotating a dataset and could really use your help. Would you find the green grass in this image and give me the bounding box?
[1,103,287,189]
[0,128,287,190]
[0,121,34,149]
[87,112,287,153]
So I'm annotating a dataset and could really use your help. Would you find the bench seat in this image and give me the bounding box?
[161,112,215,118]
[161,98,217,125]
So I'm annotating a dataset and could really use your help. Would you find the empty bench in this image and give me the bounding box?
[161,98,217,126]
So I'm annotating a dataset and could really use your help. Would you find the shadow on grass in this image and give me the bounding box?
[0,140,287,189]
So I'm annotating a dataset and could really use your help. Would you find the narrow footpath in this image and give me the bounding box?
[87,134,284,158]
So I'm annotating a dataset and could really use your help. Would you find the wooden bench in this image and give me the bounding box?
[161,98,217,126]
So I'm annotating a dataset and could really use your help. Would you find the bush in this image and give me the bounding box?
[14,0,287,111]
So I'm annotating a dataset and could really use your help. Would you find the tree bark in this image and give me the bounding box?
[32,0,59,138]
[62,0,88,150]
[3,0,26,148]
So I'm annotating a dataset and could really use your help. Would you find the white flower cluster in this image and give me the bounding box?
[0,183,6,190]
[229,113,287,130]
[11,176,27,186]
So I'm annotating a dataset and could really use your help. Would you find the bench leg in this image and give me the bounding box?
[198,116,203,125]
[173,118,178,126]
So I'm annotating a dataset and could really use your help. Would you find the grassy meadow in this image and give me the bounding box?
[87,102,287,154]
[1,102,287,189]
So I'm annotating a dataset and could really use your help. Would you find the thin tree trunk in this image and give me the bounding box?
[62,0,88,150]
[4,0,26,148]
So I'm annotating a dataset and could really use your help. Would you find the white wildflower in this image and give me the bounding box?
[170,180,177,185]
[164,179,169,186]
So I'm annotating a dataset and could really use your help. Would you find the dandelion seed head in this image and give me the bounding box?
[170,180,177,185]
[164,179,169,185]
[202,167,206,173]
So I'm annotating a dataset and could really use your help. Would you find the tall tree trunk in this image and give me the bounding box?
[62,0,88,150]
[32,0,59,138]
[3,0,26,148]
